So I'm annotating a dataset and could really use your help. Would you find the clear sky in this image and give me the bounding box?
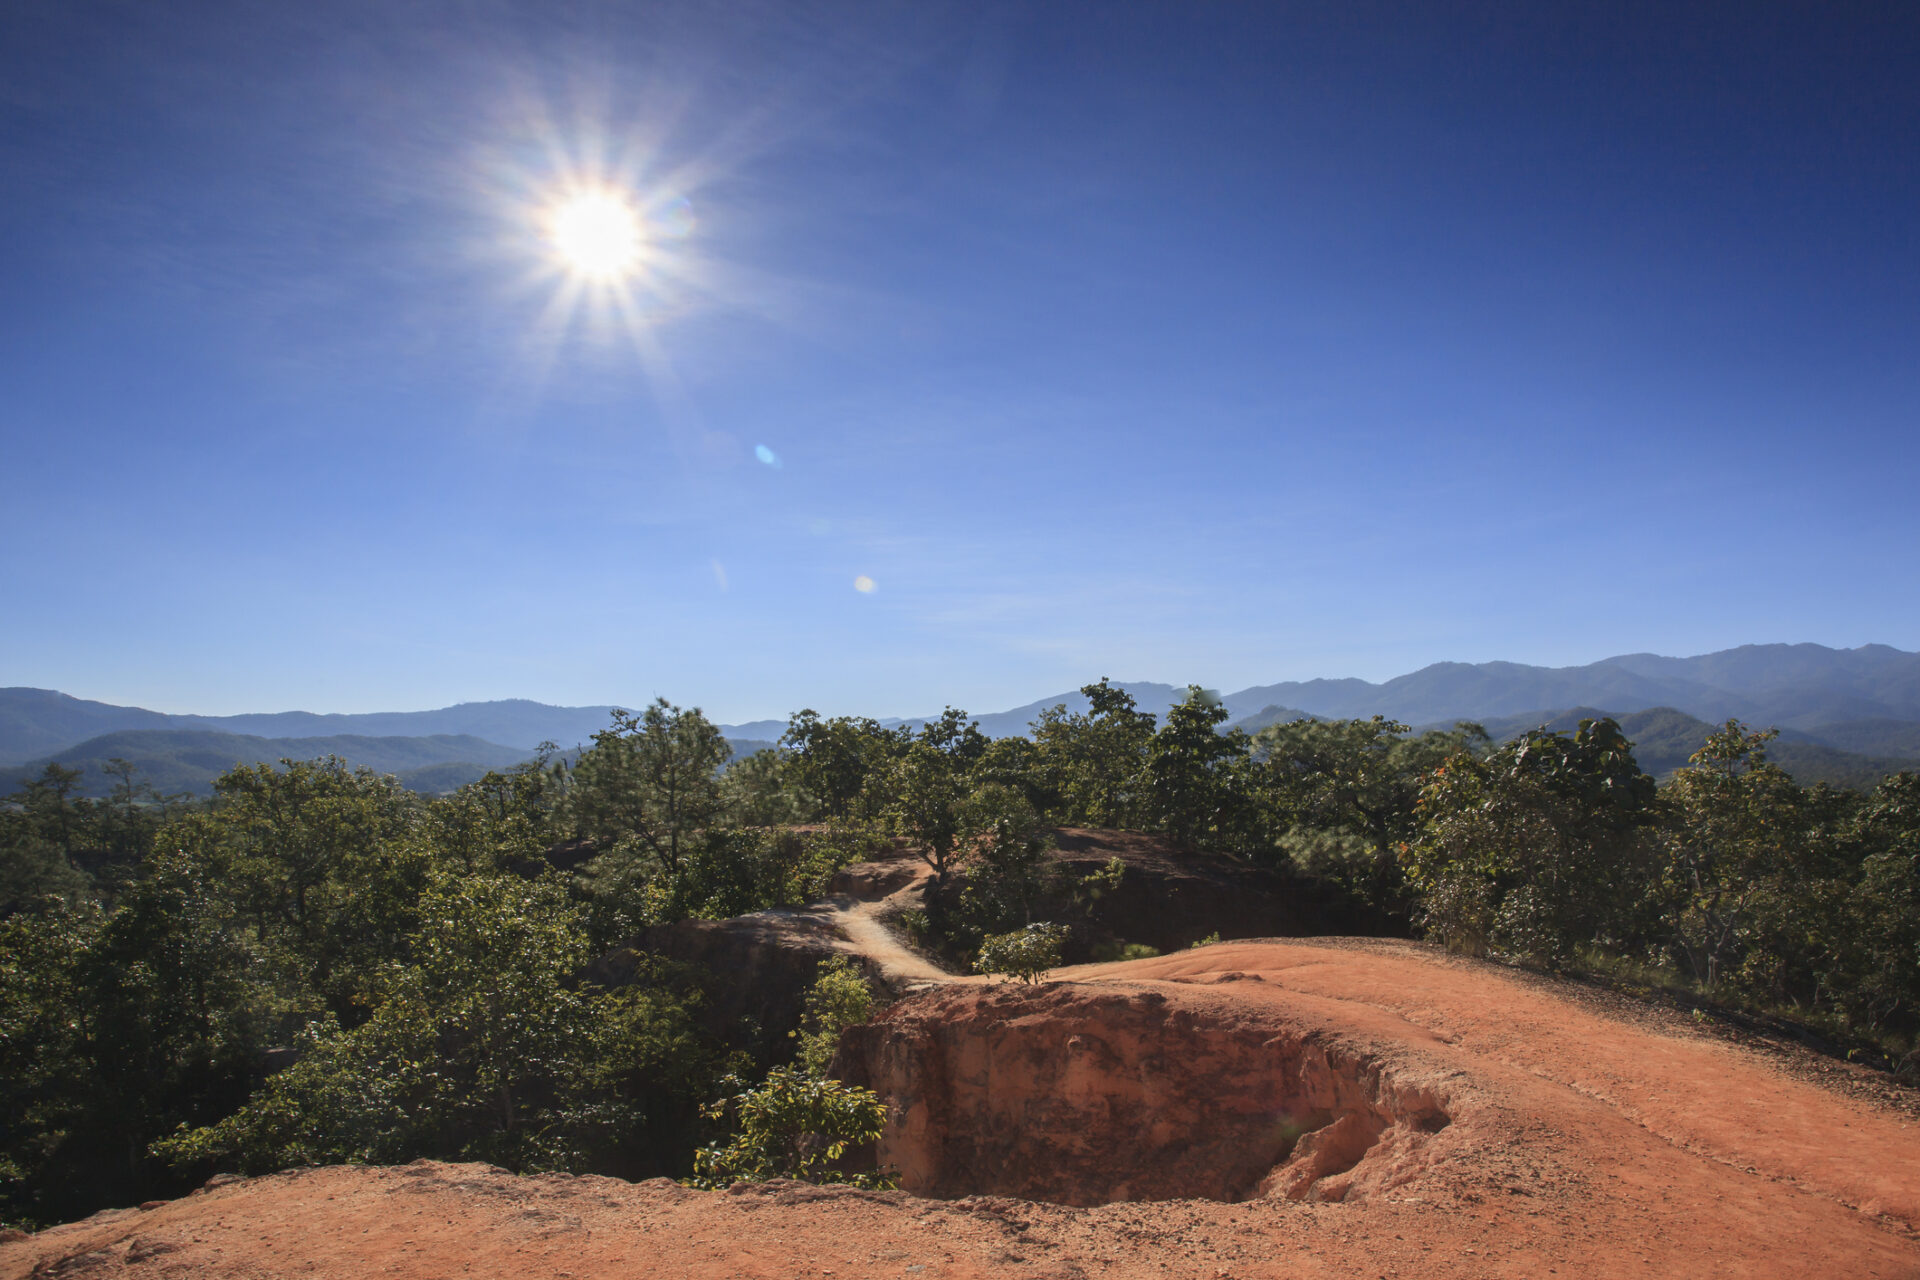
[4,1,1917,721]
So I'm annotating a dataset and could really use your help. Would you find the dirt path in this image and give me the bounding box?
[813,858,973,989]
[829,898,956,986]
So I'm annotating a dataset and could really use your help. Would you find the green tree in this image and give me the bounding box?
[1404,718,1659,966]
[1144,687,1254,851]
[1028,678,1156,828]
[427,749,567,874]
[0,765,93,913]
[95,757,172,877]
[915,707,990,773]
[1,852,265,1225]
[721,748,808,827]
[1654,723,1842,996]
[887,740,969,881]
[1254,717,1488,913]
[0,901,99,1225]
[570,702,731,878]
[779,711,908,821]
[1837,773,1920,1045]
[955,783,1059,929]
[968,734,1052,813]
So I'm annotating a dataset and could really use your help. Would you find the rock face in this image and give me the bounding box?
[837,977,1452,1206]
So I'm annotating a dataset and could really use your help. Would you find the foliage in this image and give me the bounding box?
[153,872,719,1177]
[689,1067,894,1189]
[1028,679,1157,829]
[1079,854,1126,897]
[954,783,1059,930]
[1254,717,1488,914]
[425,750,567,874]
[162,757,429,1022]
[569,701,730,877]
[778,712,909,822]
[0,855,264,1226]
[1651,725,1851,998]
[975,922,1069,983]
[574,822,884,945]
[790,956,876,1078]
[886,741,969,881]
[1837,773,1920,1042]
[14,690,1920,1228]
[1404,718,1660,966]
[720,748,808,826]
[1144,688,1256,852]
[1,761,177,914]
[1090,939,1161,962]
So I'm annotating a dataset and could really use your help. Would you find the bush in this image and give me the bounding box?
[1089,939,1160,963]
[791,956,875,1077]
[974,922,1068,983]
[689,1067,894,1189]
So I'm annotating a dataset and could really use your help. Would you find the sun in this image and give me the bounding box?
[547,189,643,281]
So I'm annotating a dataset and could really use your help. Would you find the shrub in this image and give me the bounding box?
[689,1067,894,1189]
[790,956,875,1078]
[975,922,1068,983]
[1090,940,1160,963]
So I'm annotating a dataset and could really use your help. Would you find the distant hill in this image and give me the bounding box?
[0,690,629,763]
[1211,643,1920,729]
[1225,705,1321,735]
[5,730,532,797]
[906,643,1920,740]
[0,686,1200,766]
[1793,717,1920,759]
[5,729,781,799]
[1224,702,1918,789]
[895,682,1192,739]
[9,642,1919,780]
[1459,706,1919,788]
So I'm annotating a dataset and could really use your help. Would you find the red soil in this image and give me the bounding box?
[7,938,1917,1279]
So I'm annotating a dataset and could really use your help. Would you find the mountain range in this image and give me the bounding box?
[6,642,1918,795]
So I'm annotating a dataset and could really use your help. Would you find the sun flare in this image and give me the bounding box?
[548,189,643,281]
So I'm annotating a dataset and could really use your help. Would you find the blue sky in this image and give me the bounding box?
[4,1,1917,721]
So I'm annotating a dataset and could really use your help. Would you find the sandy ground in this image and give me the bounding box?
[6,938,1917,1279]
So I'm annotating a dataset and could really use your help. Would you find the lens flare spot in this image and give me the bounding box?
[653,195,696,239]
[853,575,876,594]
[755,444,782,468]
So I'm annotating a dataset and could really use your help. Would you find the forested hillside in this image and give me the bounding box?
[2,731,779,799]
[5,731,531,797]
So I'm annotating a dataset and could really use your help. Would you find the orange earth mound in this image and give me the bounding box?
[6,939,1917,1279]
